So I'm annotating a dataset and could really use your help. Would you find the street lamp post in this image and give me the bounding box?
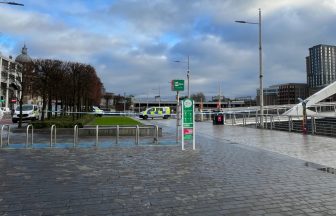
[235,8,264,128]
[123,92,126,115]
[152,85,161,107]
[175,55,190,98]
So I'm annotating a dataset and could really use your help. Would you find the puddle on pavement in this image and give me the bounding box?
[305,162,336,175]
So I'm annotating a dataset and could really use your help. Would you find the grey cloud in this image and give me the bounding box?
[2,0,336,99]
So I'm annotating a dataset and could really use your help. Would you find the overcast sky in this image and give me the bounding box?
[0,0,336,99]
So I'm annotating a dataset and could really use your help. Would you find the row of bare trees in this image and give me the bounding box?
[18,59,102,126]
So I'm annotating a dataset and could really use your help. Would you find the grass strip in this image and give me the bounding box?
[88,116,142,126]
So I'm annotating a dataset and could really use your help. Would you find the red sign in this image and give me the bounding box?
[184,128,193,135]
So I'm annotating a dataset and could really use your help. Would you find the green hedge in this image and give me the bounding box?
[31,115,96,129]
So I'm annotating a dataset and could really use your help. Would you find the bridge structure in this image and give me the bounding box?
[197,81,336,127]
[284,81,336,116]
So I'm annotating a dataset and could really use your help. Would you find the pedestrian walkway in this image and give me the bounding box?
[1,119,336,215]
[197,122,336,169]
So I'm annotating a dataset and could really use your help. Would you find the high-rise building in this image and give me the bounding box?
[306,44,336,94]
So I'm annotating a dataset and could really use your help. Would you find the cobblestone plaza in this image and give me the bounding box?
[1,120,336,215]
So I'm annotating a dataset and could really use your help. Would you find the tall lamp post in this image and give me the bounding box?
[152,85,161,107]
[235,8,264,128]
[175,55,190,98]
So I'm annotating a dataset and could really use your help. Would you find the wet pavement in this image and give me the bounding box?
[197,121,336,170]
[1,119,336,215]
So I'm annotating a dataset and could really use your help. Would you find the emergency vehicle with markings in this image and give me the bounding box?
[139,107,171,120]
[12,104,40,123]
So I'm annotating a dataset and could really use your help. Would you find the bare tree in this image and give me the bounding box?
[191,92,206,102]
[11,61,35,128]
[32,59,103,122]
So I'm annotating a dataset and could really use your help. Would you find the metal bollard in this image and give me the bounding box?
[1,124,10,148]
[116,125,119,144]
[26,124,33,148]
[153,125,159,144]
[135,125,139,144]
[73,125,78,147]
[288,116,292,132]
[311,117,315,135]
[50,124,56,147]
[96,125,99,147]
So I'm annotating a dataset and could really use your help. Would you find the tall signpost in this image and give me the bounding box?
[181,98,195,150]
[171,80,184,144]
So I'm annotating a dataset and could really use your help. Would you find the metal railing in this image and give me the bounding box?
[0,124,160,149]
[210,112,336,137]
[72,125,160,147]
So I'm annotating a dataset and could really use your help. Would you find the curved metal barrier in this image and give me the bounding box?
[74,125,78,147]
[26,124,33,148]
[154,125,159,144]
[96,125,99,147]
[0,124,10,148]
[73,125,160,146]
[50,124,56,147]
[135,125,139,144]
[0,124,161,149]
[116,125,119,144]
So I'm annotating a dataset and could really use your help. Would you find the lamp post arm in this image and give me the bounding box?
[235,20,258,25]
[0,1,24,6]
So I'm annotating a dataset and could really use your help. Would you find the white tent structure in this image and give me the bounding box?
[284,81,336,116]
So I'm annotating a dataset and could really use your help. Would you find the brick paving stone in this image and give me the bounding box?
[1,120,336,214]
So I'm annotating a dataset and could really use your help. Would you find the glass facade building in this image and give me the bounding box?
[306,44,336,93]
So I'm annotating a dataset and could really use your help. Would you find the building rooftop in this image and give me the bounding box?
[15,44,32,63]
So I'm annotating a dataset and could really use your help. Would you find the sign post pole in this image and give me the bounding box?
[181,100,184,150]
[171,80,184,144]
[176,91,179,144]
[182,98,195,150]
[193,101,195,150]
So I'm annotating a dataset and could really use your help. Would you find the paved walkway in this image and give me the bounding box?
[1,120,336,215]
[197,122,336,169]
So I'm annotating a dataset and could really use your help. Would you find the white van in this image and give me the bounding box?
[12,104,40,123]
[139,107,171,120]
[92,106,104,116]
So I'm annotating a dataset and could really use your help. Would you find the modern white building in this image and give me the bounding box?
[0,44,35,111]
[0,52,22,110]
